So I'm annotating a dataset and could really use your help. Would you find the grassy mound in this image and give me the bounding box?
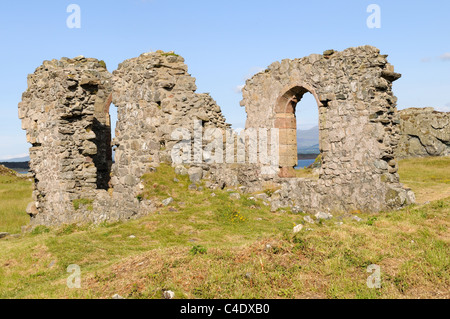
[0,158,448,299]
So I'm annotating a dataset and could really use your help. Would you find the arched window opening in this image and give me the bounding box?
[295,92,320,177]
[275,86,321,178]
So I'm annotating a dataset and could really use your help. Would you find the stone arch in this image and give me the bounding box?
[275,84,322,177]
[241,46,415,213]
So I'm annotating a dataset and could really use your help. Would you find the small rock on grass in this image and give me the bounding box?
[188,167,203,183]
[230,193,241,200]
[112,294,125,299]
[292,206,302,214]
[0,232,10,239]
[293,224,303,233]
[315,212,332,220]
[174,165,188,176]
[351,215,362,222]
[163,290,175,299]
[162,197,174,206]
[304,216,315,224]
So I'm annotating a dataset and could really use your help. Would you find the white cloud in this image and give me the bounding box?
[435,103,450,112]
[245,67,265,79]
[234,84,245,93]
[235,67,265,94]
[421,53,450,62]
[439,53,450,61]
[0,153,29,161]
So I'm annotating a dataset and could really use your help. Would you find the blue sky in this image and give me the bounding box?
[0,0,449,160]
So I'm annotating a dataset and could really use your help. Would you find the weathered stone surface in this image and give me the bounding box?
[230,193,241,200]
[188,167,203,183]
[111,51,229,199]
[315,212,333,220]
[175,165,188,176]
[396,107,450,158]
[18,57,113,225]
[26,202,39,217]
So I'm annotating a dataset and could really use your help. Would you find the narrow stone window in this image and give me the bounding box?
[295,92,320,173]
[275,86,321,178]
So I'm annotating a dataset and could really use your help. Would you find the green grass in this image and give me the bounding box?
[398,156,450,203]
[0,175,32,234]
[0,159,448,299]
[72,199,94,211]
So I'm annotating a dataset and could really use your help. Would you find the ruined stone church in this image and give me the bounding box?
[19,45,416,226]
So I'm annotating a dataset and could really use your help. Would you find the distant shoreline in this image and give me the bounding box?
[0,157,320,172]
[297,153,319,160]
[0,161,29,173]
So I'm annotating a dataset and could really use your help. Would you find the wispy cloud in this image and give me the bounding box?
[421,53,450,62]
[234,84,245,93]
[435,103,450,112]
[439,53,450,61]
[235,67,265,93]
[0,153,29,161]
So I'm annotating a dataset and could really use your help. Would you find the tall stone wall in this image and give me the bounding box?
[396,107,450,158]
[241,46,415,213]
[111,51,229,197]
[18,57,113,225]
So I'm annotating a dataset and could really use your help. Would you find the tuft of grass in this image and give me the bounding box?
[160,52,179,57]
[72,199,94,211]
[189,245,207,255]
[31,225,50,235]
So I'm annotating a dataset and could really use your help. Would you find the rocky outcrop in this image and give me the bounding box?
[396,107,450,158]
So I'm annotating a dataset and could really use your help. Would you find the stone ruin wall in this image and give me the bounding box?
[19,46,416,227]
[18,51,235,226]
[396,107,450,158]
[18,57,113,224]
[241,46,415,213]
[111,52,230,198]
